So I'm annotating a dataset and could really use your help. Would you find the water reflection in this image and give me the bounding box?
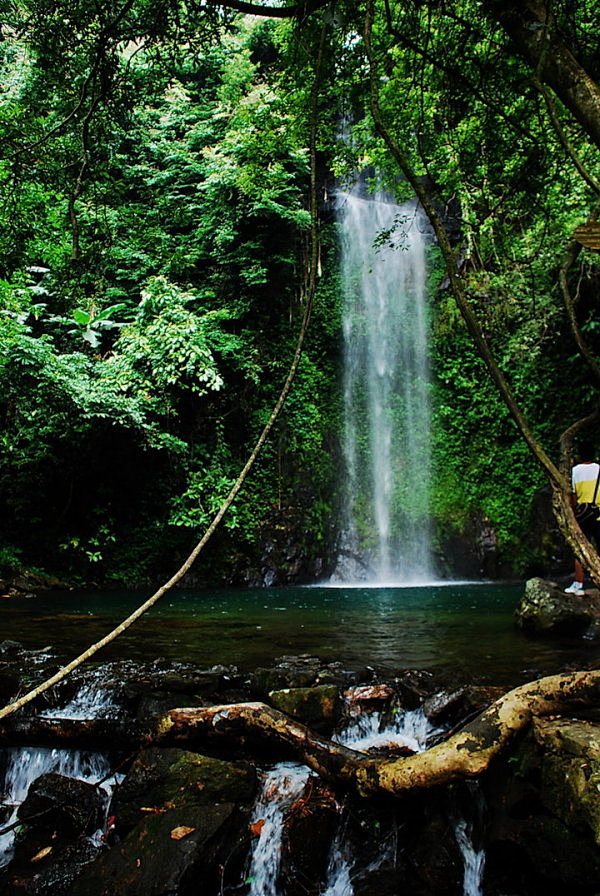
[1,583,598,687]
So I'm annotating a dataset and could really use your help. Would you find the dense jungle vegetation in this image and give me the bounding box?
[0,0,599,587]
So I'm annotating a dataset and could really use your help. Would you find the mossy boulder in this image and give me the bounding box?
[514,577,600,637]
[268,685,343,730]
[69,749,257,896]
[251,655,369,696]
[534,717,600,845]
[482,716,600,892]
[111,747,256,836]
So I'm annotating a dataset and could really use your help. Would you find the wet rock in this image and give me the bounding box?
[423,684,504,729]
[6,571,69,597]
[401,811,464,896]
[485,808,600,894]
[43,660,247,722]
[0,644,63,711]
[344,684,395,706]
[252,656,325,692]
[393,670,439,709]
[482,717,600,893]
[2,838,102,896]
[2,775,106,896]
[515,577,600,638]
[0,667,24,706]
[70,749,257,896]
[268,685,343,730]
[111,747,257,837]
[280,777,340,896]
[16,772,104,839]
[251,655,370,696]
[0,640,27,655]
[337,795,464,896]
[70,802,246,896]
[533,717,600,845]
[422,689,468,726]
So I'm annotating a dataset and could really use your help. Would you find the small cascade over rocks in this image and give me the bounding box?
[41,680,120,721]
[453,815,486,896]
[321,828,354,896]
[246,764,310,896]
[336,701,438,753]
[0,746,116,869]
[448,784,487,896]
[242,688,445,896]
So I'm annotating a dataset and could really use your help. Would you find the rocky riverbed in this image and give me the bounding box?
[0,637,599,896]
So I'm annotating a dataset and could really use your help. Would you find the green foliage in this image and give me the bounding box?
[1,0,599,584]
[106,276,229,401]
[0,9,340,583]
[328,0,600,572]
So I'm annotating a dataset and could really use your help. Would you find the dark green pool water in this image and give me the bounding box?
[1,582,597,687]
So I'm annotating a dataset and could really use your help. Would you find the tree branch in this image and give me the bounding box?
[559,238,600,388]
[559,410,599,475]
[484,0,600,150]
[202,0,329,19]
[534,76,600,196]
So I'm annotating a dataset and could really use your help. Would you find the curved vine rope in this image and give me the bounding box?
[0,24,326,723]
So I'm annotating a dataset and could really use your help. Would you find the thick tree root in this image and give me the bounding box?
[2,669,598,798]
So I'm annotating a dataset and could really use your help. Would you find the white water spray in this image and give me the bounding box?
[454,816,486,896]
[335,703,437,754]
[322,829,354,896]
[336,188,433,583]
[42,680,119,720]
[243,700,441,896]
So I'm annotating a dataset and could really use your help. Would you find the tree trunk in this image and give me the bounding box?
[159,669,600,795]
[485,0,600,149]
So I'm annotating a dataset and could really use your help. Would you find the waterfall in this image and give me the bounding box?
[336,187,433,584]
[322,829,354,896]
[41,680,119,720]
[453,816,486,896]
[0,674,126,870]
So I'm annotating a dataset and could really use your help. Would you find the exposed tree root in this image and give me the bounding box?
[2,669,598,798]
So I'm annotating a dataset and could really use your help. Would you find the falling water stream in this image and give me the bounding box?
[450,783,487,896]
[336,187,433,584]
[246,764,310,896]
